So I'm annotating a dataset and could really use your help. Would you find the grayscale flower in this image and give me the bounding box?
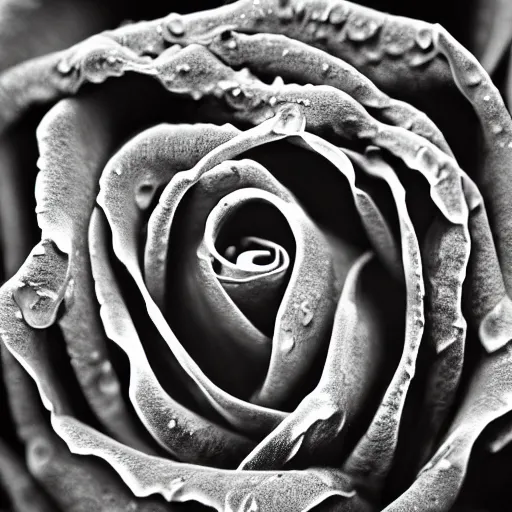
[1,1,512,511]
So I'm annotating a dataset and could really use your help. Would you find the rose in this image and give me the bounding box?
[1,1,512,511]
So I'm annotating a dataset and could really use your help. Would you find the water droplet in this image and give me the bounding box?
[415,28,432,50]
[300,300,314,326]
[106,54,119,65]
[272,76,285,87]
[190,89,202,101]
[98,361,120,395]
[176,63,190,73]
[329,5,348,25]
[13,282,64,329]
[90,350,101,362]
[466,72,482,87]
[492,124,503,135]
[114,167,122,176]
[346,18,381,42]
[219,29,237,49]
[27,438,53,471]
[483,95,491,102]
[285,432,305,463]
[172,476,185,486]
[321,62,330,73]
[32,245,46,257]
[243,495,259,512]
[224,86,258,111]
[272,104,306,135]
[57,58,74,75]
[281,328,295,353]
[167,13,185,37]
[437,458,451,470]
[168,418,177,429]
[135,183,156,210]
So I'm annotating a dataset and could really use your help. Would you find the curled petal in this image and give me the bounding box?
[203,185,336,408]
[339,147,425,492]
[206,30,452,154]
[53,415,364,512]
[239,251,387,470]
[98,108,307,437]
[89,208,255,466]
[434,25,512,297]
[36,94,153,451]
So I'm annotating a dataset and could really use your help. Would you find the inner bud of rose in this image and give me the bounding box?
[205,197,292,337]
[222,238,283,272]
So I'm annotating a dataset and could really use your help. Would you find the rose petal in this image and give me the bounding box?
[336,146,425,492]
[53,415,364,512]
[170,158,294,398]
[35,92,156,452]
[384,344,512,511]
[89,207,255,466]
[160,0,452,96]
[144,43,465,226]
[434,25,512,297]
[205,30,452,155]
[239,251,387,470]
[350,148,468,477]
[200,183,335,408]
[1,317,169,512]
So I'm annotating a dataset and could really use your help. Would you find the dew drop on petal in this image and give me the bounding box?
[492,124,503,135]
[98,361,120,395]
[346,18,380,42]
[438,459,452,470]
[300,300,314,326]
[272,104,306,135]
[415,28,433,50]
[329,4,348,25]
[281,328,295,353]
[167,13,185,37]
[176,63,191,73]
[168,419,177,429]
[466,72,482,87]
[284,432,305,463]
[243,495,260,512]
[13,282,63,329]
[135,183,156,210]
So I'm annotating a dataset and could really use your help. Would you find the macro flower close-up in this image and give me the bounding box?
[2,0,512,511]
